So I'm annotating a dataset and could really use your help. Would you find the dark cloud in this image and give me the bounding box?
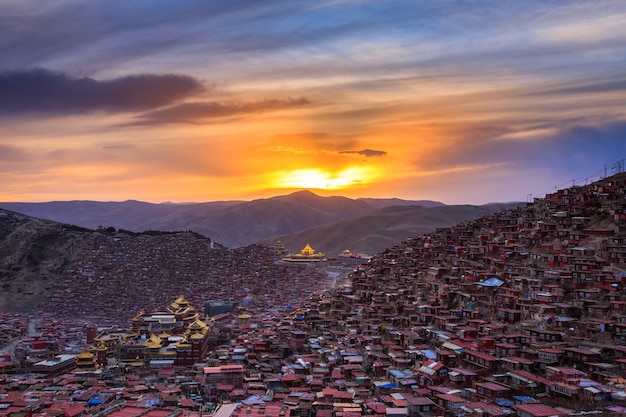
[538,79,626,96]
[339,149,387,157]
[0,68,204,115]
[131,97,310,125]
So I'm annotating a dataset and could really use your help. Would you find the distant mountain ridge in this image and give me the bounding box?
[0,191,507,255]
[264,203,517,256]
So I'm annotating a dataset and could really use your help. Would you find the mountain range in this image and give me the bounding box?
[0,190,517,256]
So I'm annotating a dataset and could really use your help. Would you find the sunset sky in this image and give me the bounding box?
[1,1,626,205]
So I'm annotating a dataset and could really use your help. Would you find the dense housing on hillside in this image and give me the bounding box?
[2,174,626,416]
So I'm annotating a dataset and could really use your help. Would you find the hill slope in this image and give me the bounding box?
[0,208,325,319]
[0,210,93,311]
[264,203,518,256]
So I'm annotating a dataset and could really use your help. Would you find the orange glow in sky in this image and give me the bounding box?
[271,166,380,191]
[1,2,625,205]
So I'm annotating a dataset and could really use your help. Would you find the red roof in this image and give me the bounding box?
[513,403,566,417]
[475,381,509,391]
[464,349,497,361]
[596,283,617,291]
[179,398,195,407]
[333,391,354,399]
[437,393,465,403]
[421,359,444,370]
[510,369,551,385]
[365,402,386,413]
[64,405,87,417]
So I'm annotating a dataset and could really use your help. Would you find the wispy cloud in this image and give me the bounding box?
[0,144,29,163]
[414,120,626,179]
[102,144,134,150]
[538,78,626,96]
[130,97,310,125]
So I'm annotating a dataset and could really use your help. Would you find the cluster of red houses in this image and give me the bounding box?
[2,173,626,417]
[192,173,626,416]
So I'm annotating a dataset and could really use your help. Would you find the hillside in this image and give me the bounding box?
[0,200,241,239]
[1,174,625,316]
[0,201,514,314]
[0,192,514,314]
[0,210,93,312]
[264,203,519,256]
[0,206,339,321]
[0,191,445,249]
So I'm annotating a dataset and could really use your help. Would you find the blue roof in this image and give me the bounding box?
[513,395,536,403]
[242,395,264,405]
[495,398,512,407]
[420,349,437,359]
[476,277,504,287]
[389,369,405,378]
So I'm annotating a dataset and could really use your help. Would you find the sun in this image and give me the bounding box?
[271,166,378,190]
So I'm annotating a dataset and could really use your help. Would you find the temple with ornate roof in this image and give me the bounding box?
[76,351,97,371]
[131,294,199,336]
[84,295,215,369]
[281,243,326,263]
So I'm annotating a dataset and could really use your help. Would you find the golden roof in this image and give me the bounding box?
[301,243,316,256]
[132,310,145,321]
[283,243,326,261]
[171,294,189,309]
[188,316,208,330]
[181,307,197,317]
[238,312,251,319]
[143,334,163,348]
[168,300,196,316]
[77,351,94,359]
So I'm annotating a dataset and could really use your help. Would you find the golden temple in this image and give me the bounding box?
[282,243,326,263]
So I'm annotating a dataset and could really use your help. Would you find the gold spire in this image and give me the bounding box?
[301,243,315,256]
